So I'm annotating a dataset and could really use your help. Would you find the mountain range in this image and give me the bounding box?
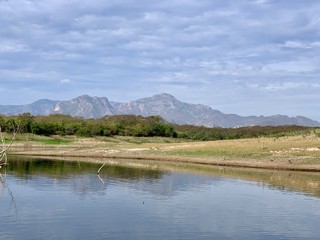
[0,93,319,128]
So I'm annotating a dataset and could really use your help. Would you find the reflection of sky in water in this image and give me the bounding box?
[0,159,320,240]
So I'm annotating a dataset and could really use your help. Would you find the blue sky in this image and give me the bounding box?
[1,0,320,120]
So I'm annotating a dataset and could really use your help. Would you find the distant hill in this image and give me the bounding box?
[53,95,114,118]
[0,93,319,128]
[0,99,58,116]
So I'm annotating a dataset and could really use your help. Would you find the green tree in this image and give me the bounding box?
[18,113,34,133]
[0,115,5,131]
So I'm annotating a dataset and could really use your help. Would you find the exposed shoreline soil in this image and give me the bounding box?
[9,138,320,172]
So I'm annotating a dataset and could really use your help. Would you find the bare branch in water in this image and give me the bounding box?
[97,163,106,174]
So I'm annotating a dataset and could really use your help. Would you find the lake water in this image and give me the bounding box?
[1,156,320,240]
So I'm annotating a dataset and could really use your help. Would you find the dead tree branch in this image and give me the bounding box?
[0,123,19,166]
[97,163,106,174]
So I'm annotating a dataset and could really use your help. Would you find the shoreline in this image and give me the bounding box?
[8,147,320,199]
[5,134,320,172]
[10,146,320,172]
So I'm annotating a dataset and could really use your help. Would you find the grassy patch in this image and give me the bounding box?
[111,136,190,144]
[169,148,270,159]
[11,134,73,145]
[160,135,320,161]
[40,139,72,145]
[314,129,320,137]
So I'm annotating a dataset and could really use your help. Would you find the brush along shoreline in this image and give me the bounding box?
[7,134,320,172]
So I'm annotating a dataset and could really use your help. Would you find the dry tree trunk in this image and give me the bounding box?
[0,124,19,167]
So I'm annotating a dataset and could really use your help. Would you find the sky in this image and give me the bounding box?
[0,0,320,121]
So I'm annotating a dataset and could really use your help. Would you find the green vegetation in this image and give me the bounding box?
[0,113,177,138]
[0,113,318,141]
[175,124,315,140]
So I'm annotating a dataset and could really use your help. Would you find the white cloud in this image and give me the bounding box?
[264,59,319,73]
[247,81,320,92]
[252,0,269,3]
[124,37,164,50]
[282,41,320,49]
[264,82,304,91]
[60,79,71,84]
[0,41,29,53]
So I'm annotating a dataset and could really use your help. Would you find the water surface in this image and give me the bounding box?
[1,157,320,240]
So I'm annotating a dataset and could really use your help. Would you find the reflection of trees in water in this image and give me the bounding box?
[0,170,17,215]
[6,157,320,198]
[8,157,164,181]
[181,165,320,197]
[6,157,218,197]
[6,157,166,196]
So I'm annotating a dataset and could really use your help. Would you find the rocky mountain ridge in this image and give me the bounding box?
[0,93,319,128]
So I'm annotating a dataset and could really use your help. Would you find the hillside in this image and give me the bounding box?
[0,93,319,127]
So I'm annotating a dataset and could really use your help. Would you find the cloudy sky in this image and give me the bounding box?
[1,0,320,120]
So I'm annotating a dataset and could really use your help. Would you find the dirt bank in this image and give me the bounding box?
[9,137,320,172]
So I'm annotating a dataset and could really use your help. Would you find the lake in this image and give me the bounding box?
[1,156,320,240]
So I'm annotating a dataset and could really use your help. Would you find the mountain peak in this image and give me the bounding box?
[137,93,177,103]
[78,94,91,98]
[53,95,113,118]
[74,95,94,100]
[153,93,176,99]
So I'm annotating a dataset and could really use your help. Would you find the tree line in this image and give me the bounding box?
[174,124,314,140]
[0,113,177,137]
[0,113,316,140]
